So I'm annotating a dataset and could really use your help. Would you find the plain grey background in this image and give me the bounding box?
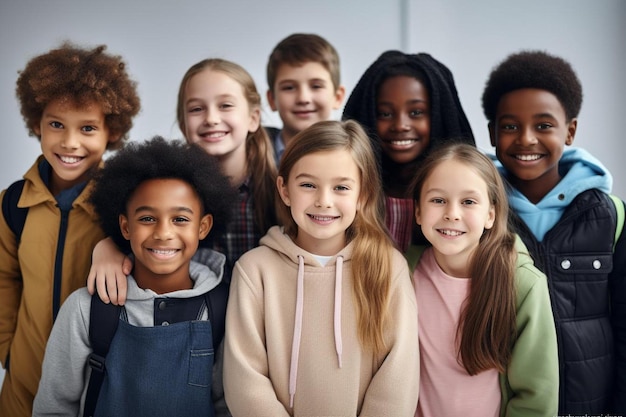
[1,0,625,388]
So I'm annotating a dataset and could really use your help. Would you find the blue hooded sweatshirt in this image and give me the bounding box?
[490,147,613,241]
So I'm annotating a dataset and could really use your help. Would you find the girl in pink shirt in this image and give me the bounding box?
[407,143,558,416]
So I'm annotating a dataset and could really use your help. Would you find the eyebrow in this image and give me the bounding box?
[377,98,427,106]
[498,112,557,120]
[278,78,327,84]
[294,173,356,183]
[133,206,195,214]
[42,113,103,125]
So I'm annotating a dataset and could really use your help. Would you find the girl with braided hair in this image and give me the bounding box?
[343,51,474,252]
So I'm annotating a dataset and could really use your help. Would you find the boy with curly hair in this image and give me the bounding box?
[0,42,140,416]
[33,137,236,416]
[482,50,626,414]
[265,33,345,162]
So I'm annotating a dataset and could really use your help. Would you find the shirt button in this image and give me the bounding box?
[158,301,167,310]
[561,259,571,270]
[161,321,170,326]
[593,259,602,269]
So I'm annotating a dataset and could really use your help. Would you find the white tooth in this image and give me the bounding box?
[60,156,81,163]
[441,229,462,236]
[152,249,176,255]
[392,140,415,146]
[517,154,541,161]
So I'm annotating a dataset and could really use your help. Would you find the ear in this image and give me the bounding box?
[199,214,213,240]
[248,106,261,133]
[488,122,496,147]
[119,214,131,240]
[33,123,41,137]
[277,175,290,206]
[565,118,577,146]
[267,89,278,112]
[484,205,496,230]
[414,205,421,226]
[332,85,347,110]
[108,133,123,147]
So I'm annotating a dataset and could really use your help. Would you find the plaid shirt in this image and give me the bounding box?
[385,195,414,253]
[206,178,261,282]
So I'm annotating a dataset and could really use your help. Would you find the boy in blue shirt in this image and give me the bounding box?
[482,50,626,414]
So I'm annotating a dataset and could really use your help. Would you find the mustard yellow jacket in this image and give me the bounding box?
[0,156,105,417]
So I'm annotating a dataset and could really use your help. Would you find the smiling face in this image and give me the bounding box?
[490,88,577,203]
[277,149,361,256]
[119,178,212,294]
[182,69,260,162]
[415,159,495,277]
[36,98,114,195]
[375,75,431,165]
[267,62,345,144]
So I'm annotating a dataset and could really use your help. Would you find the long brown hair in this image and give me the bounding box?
[278,120,395,354]
[411,143,516,374]
[176,58,277,233]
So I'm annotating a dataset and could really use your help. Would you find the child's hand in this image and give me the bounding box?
[86,237,132,305]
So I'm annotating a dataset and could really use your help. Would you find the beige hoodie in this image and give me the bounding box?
[224,226,419,417]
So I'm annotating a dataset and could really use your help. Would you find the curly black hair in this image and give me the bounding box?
[481,50,583,124]
[89,137,237,252]
[16,41,141,149]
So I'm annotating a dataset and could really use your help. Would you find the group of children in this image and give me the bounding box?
[0,31,623,417]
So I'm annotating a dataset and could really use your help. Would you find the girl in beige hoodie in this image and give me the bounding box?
[223,120,419,417]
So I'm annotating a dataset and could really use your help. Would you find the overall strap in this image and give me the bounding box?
[83,295,122,417]
[2,180,27,243]
[609,194,625,251]
[205,280,229,349]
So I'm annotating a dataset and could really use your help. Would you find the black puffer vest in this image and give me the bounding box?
[510,189,620,414]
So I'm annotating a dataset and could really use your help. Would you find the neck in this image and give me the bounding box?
[132,264,194,295]
[216,146,248,186]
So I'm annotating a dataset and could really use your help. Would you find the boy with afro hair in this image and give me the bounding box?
[33,137,237,416]
[0,41,140,417]
[482,50,626,414]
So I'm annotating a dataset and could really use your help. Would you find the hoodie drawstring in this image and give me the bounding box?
[289,256,305,407]
[334,256,343,368]
[288,255,344,408]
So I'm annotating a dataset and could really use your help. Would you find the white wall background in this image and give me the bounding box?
[1,0,624,389]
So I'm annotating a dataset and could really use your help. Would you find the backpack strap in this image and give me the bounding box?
[2,180,28,243]
[83,295,122,417]
[609,194,625,251]
[205,280,229,349]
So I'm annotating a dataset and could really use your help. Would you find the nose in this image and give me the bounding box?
[60,130,80,150]
[517,126,538,146]
[296,87,311,104]
[443,203,460,221]
[153,220,174,240]
[391,113,410,132]
[315,189,332,208]
[204,108,220,126]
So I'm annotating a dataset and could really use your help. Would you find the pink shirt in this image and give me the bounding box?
[414,248,500,417]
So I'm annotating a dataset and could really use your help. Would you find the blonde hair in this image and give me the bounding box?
[410,143,516,374]
[278,120,394,354]
[176,58,277,233]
